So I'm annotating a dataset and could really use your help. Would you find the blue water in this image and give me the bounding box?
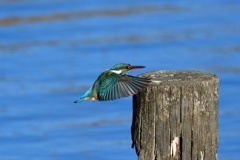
[1,0,240,159]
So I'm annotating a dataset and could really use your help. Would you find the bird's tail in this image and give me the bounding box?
[74,86,94,103]
[74,96,85,103]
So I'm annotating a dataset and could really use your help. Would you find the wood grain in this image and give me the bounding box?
[131,70,219,160]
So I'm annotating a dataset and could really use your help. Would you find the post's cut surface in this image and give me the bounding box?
[131,70,218,160]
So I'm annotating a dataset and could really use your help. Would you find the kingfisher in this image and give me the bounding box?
[74,63,151,103]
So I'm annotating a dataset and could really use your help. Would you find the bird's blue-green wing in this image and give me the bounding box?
[97,72,151,101]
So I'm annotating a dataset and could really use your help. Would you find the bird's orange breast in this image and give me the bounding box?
[84,97,97,100]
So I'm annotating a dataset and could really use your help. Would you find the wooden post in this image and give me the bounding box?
[131,70,218,160]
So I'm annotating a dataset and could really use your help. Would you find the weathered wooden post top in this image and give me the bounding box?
[131,70,219,160]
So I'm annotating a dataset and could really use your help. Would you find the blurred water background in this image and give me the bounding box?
[0,0,240,159]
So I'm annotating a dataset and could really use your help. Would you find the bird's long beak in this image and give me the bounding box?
[130,65,145,70]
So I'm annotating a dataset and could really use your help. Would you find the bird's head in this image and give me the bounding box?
[110,63,145,74]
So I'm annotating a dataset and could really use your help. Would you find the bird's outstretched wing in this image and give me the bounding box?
[97,72,151,101]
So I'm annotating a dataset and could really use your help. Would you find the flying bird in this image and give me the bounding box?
[74,63,151,103]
